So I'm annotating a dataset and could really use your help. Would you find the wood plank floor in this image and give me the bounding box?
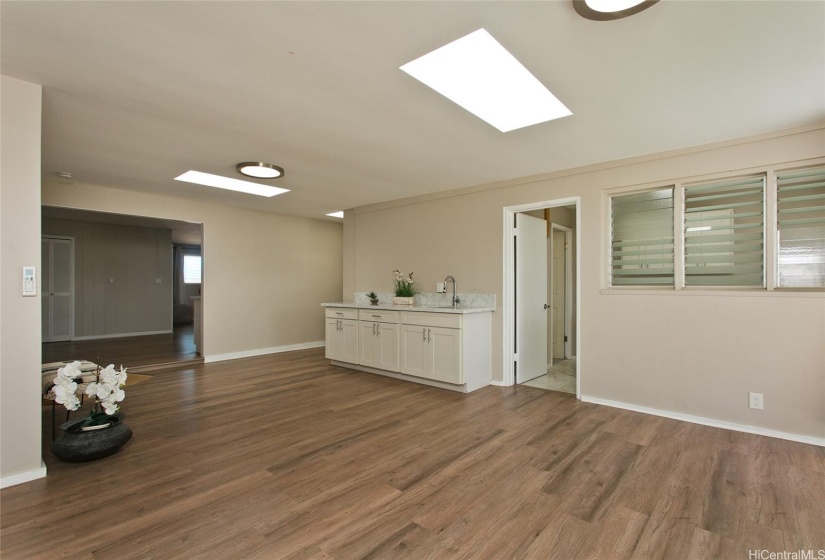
[42,324,198,371]
[3,347,823,559]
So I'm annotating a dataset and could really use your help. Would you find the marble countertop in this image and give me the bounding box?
[322,302,495,314]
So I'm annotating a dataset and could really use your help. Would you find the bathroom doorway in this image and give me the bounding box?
[503,198,580,396]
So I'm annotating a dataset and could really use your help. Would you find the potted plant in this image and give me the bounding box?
[392,269,418,305]
[366,291,379,305]
[50,361,133,461]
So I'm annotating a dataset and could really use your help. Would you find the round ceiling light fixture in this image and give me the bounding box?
[573,0,659,21]
[236,162,285,179]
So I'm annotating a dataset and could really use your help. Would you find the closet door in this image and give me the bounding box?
[42,237,73,342]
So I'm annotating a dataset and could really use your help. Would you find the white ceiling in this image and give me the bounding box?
[3,1,824,220]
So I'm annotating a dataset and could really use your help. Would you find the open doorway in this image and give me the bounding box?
[41,206,203,371]
[503,198,580,396]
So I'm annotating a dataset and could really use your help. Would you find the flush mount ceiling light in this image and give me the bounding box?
[400,28,571,133]
[236,162,285,179]
[573,0,659,21]
[174,170,289,197]
[326,211,344,218]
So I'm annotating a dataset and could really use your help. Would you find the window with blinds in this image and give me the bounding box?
[777,166,825,288]
[611,188,674,286]
[684,176,764,286]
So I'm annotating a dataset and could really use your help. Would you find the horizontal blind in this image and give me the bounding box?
[611,188,674,286]
[684,176,764,286]
[777,166,825,288]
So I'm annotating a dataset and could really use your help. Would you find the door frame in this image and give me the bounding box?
[502,197,580,397]
[41,235,75,342]
[550,224,573,360]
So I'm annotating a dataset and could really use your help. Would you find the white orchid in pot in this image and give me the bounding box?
[53,361,128,431]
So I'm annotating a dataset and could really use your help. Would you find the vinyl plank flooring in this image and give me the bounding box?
[3,347,823,559]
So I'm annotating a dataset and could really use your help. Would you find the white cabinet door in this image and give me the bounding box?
[340,319,359,364]
[377,322,400,372]
[400,324,428,378]
[326,317,359,364]
[325,318,343,361]
[429,327,462,384]
[359,321,379,368]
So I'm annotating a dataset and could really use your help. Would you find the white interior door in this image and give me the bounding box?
[516,213,548,383]
[42,236,74,342]
[552,229,566,361]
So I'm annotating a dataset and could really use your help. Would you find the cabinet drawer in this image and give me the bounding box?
[325,308,359,320]
[399,311,461,329]
[358,310,399,323]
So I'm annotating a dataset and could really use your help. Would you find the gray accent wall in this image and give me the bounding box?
[42,218,172,338]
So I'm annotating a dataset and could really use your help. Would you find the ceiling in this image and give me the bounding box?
[3,1,824,221]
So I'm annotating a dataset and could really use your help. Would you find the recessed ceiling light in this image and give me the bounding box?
[573,0,659,21]
[400,28,571,133]
[326,211,344,218]
[236,162,284,179]
[55,171,73,179]
[174,171,289,198]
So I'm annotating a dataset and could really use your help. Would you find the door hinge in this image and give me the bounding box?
[564,335,568,342]
[513,353,518,362]
[513,227,518,236]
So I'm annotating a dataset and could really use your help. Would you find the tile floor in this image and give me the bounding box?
[520,358,576,394]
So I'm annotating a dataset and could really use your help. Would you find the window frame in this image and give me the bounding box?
[604,159,825,294]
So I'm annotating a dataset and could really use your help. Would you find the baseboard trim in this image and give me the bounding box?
[73,330,172,341]
[204,341,325,363]
[489,380,507,386]
[1,460,47,489]
[581,395,825,447]
[330,361,481,393]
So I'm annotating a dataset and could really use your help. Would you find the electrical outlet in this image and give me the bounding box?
[155,278,162,284]
[436,282,446,293]
[749,392,763,410]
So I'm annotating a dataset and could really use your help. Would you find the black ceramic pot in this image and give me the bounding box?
[51,413,132,462]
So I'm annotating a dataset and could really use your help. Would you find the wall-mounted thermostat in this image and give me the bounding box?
[23,266,37,296]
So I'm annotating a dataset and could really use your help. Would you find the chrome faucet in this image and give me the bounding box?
[444,275,457,307]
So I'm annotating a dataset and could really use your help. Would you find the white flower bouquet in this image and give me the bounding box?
[53,361,128,428]
[392,269,418,297]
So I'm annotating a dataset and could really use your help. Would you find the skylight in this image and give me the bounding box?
[174,171,289,198]
[400,29,571,132]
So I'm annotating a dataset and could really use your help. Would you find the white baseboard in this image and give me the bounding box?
[72,330,172,341]
[581,395,825,447]
[0,460,47,489]
[204,341,325,363]
[489,380,507,386]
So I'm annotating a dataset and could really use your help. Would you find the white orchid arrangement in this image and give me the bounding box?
[53,361,128,425]
[392,269,418,297]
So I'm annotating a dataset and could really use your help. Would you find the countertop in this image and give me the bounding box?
[322,302,495,314]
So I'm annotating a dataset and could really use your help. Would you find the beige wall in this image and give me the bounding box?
[42,181,343,360]
[42,219,173,338]
[1,76,43,481]
[345,126,825,440]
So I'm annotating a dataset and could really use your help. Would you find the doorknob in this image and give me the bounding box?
[543,304,549,310]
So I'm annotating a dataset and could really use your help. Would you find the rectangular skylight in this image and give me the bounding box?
[326,211,344,218]
[174,171,289,197]
[400,28,571,132]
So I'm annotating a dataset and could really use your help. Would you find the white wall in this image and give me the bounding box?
[42,218,173,338]
[344,125,825,442]
[42,180,343,361]
[1,76,45,484]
